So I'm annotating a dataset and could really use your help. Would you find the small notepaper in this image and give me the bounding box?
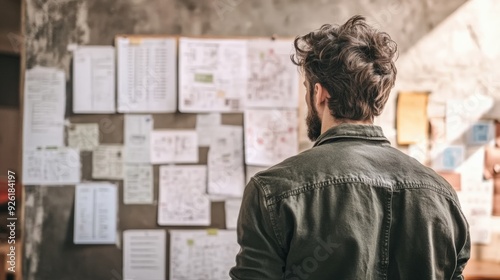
[74,182,117,244]
[225,199,242,230]
[92,145,124,180]
[123,230,166,280]
[150,130,198,164]
[124,114,153,163]
[124,164,154,204]
[67,123,99,151]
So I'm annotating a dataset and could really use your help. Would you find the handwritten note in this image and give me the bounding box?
[23,66,65,148]
[123,230,166,280]
[246,39,298,108]
[124,164,154,204]
[116,37,177,113]
[196,113,222,147]
[458,180,494,244]
[150,130,198,164]
[124,114,153,163]
[169,230,239,280]
[72,46,115,113]
[225,199,242,230]
[67,123,99,151]
[179,38,248,113]
[74,182,117,244]
[208,126,245,198]
[23,147,81,185]
[244,109,298,166]
[92,145,124,180]
[158,165,210,226]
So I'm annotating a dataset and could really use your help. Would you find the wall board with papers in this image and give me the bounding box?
[22,34,301,280]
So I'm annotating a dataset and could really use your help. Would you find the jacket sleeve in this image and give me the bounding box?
[452,229,470,280]
[229,177,286,280]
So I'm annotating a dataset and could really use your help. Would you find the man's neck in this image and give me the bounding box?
[321,117,373,135]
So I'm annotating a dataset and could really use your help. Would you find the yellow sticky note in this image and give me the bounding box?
[396,92,429,145]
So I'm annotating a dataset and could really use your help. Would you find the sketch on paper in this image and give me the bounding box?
[244,109,299,166]
[150,130,198,164]
[179,38,247,112]
[169,230,239,280]
[246,40,299,108]
[158,166,210,226]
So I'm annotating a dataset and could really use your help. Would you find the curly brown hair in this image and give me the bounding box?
[291,15,398,121]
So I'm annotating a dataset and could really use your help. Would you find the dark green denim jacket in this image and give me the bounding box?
[230,124,470,280]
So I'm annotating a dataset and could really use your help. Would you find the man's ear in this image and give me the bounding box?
[314,83,329,108]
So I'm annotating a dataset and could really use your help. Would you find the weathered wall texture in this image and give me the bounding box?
[23,0,493,279]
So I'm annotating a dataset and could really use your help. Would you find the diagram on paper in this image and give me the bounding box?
[246,40,299,108]
[244,109,299,166]
[179,38,247,112]
[158,166,210,225]
[150,130,198,164]
[208,126,245,197]
[169,230,239,280]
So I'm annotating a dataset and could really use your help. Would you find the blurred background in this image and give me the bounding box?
[1,0,500,279]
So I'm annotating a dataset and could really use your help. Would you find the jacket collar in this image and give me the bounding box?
[313,123,390,147]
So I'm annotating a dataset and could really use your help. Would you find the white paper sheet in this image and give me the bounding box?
[456,147,485,185]
[124,164,154,204]
[117,37,177,113]
[158,165,210,226]
[246,39,299,108]
[67,123,99,151]
[457,180,494,244]
[23,66,65,148]
[179,38,247,113]
[446,96,494,143]
[169,230,239,280]
[244,109,299,166]
[196,113,222,147]
[430,144,465,171]
[123,230,166,280]
[245,165,268,184]
[124,114,153,163]
[72,46,115,113]
[22,147,81,185]
[150,130,198,164]
[208,126,245,197]
[92,145,124,179]
[225,199,242,230]
[74,182,117,244]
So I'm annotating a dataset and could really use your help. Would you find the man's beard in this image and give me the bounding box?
[306,106,322,142]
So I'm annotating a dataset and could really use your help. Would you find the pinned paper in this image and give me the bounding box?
[150,130,198,164]
[74,182,117,244]
[92,145,124,180]
[67,123,99,151]
[123,230,166,280]
[124,114,153,163]
[225,199,242,230]
[124,164,153,204]
[23,147,81,185]
[396,92,429,145]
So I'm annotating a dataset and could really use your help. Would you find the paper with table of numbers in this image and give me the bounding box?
[150,130,198,164]
[178,37,248,113]
[123,230,166,280]
[116,36,177,113]
[158,165,210,226]
[244,109,298,166]
[246,39,299,109]
[67,123,99,151]
[208,126,245,198]
[124,114,153,163]
[92,145,124,179]
[124,164,153,204]
[22,147,81,185]
[72,46,115,113]
[74,182,117,244]
[23,66,65,149]
[169,230,239,280]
